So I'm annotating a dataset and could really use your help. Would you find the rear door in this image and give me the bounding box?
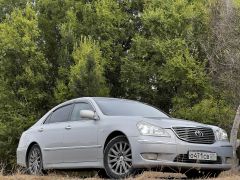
[61,101,99,163]
[38,104,73,165]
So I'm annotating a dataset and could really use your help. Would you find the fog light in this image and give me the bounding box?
[226,157,232,164]
[141,153,158,160]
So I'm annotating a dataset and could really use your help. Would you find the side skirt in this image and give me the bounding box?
[44,161,103,169]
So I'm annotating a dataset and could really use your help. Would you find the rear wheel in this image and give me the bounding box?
[185,169,221,179]
[104,136,135,179]
[27,144,44,175]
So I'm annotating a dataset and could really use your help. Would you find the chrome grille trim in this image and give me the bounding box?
[172,127,215,144]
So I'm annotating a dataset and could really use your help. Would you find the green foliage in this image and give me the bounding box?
[0,76,33,166]
[0,5,50,112]
[54,37,109,102]
[70,37,109,97]
[0,5,50,167]
[0,0,28,21]
[121,0,210,112]
[172,97,235,132]
[60,0,134,97]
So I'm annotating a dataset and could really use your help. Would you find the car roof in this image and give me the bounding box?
[73,97,135,101]
[56,97,139,110]
[89,97,139,103]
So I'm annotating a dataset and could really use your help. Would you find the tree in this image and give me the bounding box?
[230,105,240,169]
[204,0,240,107]
[0,4,50,112]
[58,0,138,97]
[0,4,50,166]
[36,0,73,106]
[121,0,210,112]
[0,0,27,21]
[54,37,109,102]
[203,0,240,168]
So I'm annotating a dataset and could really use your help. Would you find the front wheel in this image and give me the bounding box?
[103,136,135,179]
[27,144,44,175]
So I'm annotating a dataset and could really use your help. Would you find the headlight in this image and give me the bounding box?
[215,128,228,141]
[137,121,171,137]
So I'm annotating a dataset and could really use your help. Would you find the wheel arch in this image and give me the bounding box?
[103,131,129,151]
[25,141,41,165]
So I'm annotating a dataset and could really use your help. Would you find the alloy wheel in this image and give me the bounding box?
[104,136,135,179]
[27,145,43,175]
[108,141,132,175]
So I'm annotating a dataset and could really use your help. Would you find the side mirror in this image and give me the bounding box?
[80,110,99,120]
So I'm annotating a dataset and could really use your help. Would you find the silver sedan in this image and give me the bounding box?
[17,97,233,179]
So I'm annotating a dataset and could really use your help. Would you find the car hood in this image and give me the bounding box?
[142,117,211,129]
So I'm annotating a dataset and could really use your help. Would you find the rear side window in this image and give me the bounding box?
[71,102,94,121]
[46,104,73,124]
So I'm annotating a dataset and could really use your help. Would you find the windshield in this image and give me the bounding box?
[94,98,169,117]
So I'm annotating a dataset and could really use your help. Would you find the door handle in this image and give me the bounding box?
[65,125,71,130]
[38,127,44,132]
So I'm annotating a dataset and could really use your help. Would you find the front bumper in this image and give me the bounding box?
[129,130,233,171]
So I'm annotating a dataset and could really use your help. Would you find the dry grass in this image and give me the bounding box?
[212,170,240,180]
[0,170,240,180]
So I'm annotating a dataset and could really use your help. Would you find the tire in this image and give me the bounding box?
[27,144,44,175]
[185,169,221,179]
[103,136,135,179]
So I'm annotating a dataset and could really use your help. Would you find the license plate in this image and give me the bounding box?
[189,151,217,161]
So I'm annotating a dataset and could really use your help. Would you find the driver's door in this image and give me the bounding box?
[61,101,99,163]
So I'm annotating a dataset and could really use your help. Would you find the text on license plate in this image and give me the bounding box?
[188,151,217,161]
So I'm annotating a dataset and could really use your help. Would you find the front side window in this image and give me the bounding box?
[46,104,73,124]
[71,102,94,121]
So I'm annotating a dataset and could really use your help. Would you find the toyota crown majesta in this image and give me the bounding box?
[17,97,233,179]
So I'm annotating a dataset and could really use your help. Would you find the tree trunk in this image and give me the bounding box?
[230,105,240,169]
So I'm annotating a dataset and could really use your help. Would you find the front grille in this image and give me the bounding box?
[174,154,222,164]
[172,126,215,144]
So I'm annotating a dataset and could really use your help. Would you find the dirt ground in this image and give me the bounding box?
[0,170,240,180]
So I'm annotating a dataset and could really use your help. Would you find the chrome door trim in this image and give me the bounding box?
[43,145,102,151]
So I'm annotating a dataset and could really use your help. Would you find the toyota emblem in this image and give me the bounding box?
[195,130,204,137]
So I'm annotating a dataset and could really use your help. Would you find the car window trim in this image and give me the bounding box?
[43,112,53,124]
